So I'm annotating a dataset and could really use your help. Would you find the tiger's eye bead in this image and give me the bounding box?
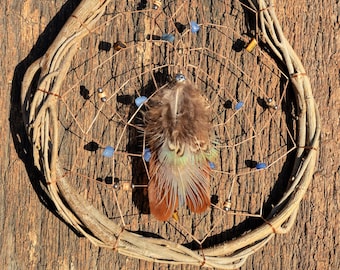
[113,41,127,51]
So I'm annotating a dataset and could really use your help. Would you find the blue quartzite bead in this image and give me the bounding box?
[235,101,244,110]
[144,148,151,162]
[256,162,267,170]
[190,21,200,33]
[135,96,147,107]
[103,146,115,157]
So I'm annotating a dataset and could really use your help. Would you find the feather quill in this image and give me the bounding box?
[146,75,216,221]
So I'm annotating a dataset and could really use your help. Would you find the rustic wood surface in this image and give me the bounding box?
[1,0,338,269]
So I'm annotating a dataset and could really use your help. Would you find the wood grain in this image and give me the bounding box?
[1,0,338,269]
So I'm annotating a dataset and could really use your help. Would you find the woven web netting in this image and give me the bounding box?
[21,0,320,268]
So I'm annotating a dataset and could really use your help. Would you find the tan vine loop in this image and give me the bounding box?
[21,0,320,268]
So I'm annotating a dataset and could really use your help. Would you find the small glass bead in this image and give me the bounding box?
[102,146,115,157]
[144,148,151,162]
[97,88,107,102]
[245,38,257,52]
[135,96,147,107]
[256,162,267,170]
[235,101,244,110]
[265,97,278,110]
[190,21,200,33]
[223,200,231,211]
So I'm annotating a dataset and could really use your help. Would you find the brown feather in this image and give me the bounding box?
[146,77,215,221]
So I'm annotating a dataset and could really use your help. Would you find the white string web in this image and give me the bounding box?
[53,0,296,248]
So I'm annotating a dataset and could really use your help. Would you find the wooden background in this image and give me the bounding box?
[0,0,338,269]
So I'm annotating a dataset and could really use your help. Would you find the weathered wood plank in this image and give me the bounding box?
[1,0,338,269]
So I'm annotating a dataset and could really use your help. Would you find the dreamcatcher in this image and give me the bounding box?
[21,0,320,268]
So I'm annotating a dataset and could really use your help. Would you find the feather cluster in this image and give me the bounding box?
[145,75,216,221]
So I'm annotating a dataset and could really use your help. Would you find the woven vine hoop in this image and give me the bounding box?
[21,0,320,268]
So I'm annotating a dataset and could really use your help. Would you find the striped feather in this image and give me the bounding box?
[146,76,216,221]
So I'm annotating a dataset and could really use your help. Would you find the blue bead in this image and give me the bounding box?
[144,148,151,162]
[209,161,216,169]
[103,146,115,157]
[235,101,244,110]
[256,162,267,170]
[135,96,147,107]
[161,33,175,42]
[190,21,200,33]
[175,74,186,82]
